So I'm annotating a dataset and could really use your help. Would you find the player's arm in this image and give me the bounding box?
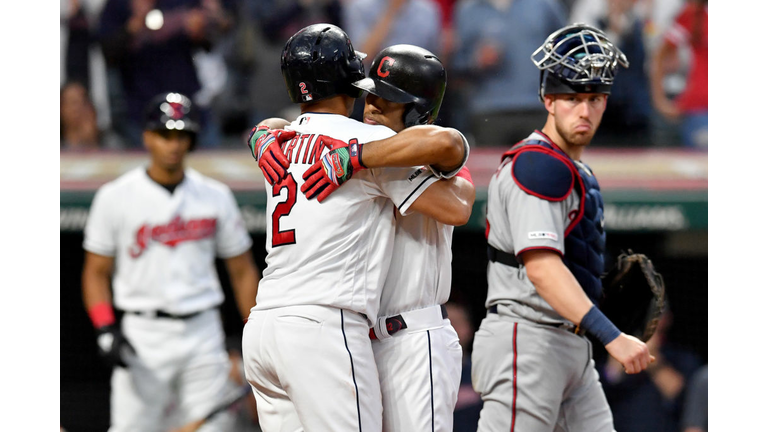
[223,250,260,320]
[82,251,136,367]
[361,125,466,174]
[300,126,467,202]
[246,117,295,184]
[82,251,114,312]
[409,168,475,226]
[257,117,290,129]
[522,250,654,374]
[520,250,594,326]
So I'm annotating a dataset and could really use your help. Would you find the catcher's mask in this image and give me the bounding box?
[352,44,447,127]
[281,23,367,104]
[531,23,628,102]
[143,92,199,150]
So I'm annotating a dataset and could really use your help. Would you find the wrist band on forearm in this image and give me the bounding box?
[579,305,620,346]
[350,138,366,169]
[88,302,116,328]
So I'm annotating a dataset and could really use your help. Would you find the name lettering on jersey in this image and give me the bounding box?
[129,216,217,258]
[528,231,558,241]
[281,134,326,165]
[284,134,300,162]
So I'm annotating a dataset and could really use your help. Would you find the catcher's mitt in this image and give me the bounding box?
[600,251,666,342]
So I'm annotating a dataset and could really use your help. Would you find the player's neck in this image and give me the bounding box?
[541,121,584,161]
[146,163,185,185]
[301,95,354,116]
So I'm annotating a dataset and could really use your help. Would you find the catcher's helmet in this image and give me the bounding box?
[143,92,199,148]
[281,24,367,104]
[531,23,628,101]
[352,44,446,127]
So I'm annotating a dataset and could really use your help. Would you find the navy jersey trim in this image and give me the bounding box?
[428,330,435,432]
[340,310,363,432]
[397,173,436,212]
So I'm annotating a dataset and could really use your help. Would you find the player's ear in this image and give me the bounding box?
[142,131,154,151]
[543,95,556,116]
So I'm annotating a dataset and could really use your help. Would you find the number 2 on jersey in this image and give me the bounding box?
[271,174,297,247]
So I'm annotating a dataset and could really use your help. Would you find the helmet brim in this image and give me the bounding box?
[352,78,422,105]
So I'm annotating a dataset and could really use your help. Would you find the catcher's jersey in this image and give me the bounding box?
[253,113,439,323]
[378,135,470,318]
[485,132,580,324]
[83,167,253,314]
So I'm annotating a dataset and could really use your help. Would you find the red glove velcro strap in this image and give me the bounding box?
[349,138,366,170]
[88,302,116,328]
[456,167,474,185]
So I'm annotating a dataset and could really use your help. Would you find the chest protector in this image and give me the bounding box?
[501,137,606,303]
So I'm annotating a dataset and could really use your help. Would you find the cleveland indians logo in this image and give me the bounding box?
[162,102,186,120]
[129,216,217,258]
[377,56,395,78]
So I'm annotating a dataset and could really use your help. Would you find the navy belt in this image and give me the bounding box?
[488,305,585,336]
[123,308,208,320]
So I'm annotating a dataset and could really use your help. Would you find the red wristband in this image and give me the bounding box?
[88,302,116,328]
[456,167,474,185]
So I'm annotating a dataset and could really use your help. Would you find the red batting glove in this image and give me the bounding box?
[301,136,366,202]
[246,126,297,185]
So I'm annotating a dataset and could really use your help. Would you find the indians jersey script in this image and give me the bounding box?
[83,167,253,314]
[254,113,441,323]
[379,134,470,318]
[484,132,580,324]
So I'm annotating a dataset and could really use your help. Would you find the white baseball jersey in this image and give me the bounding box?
[253,113,440,323]
[378,133,470,318]
[83,167,253,314]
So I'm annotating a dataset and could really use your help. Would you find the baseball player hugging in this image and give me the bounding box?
[242,24,474,432]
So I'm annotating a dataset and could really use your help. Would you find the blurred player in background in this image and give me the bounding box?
[82,92,260,431]
[471,24,654,431]
[241,24,469,431]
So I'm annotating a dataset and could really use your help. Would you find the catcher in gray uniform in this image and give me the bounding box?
[471,23,655,432]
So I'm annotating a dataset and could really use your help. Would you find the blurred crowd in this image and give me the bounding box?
[60,0,707,152]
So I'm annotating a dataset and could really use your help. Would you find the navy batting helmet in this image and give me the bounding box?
[531,23,628,101]
[143,92,199,148]
[280,24,367,104]
[352,44,446,127]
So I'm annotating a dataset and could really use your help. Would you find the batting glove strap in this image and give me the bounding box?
[302,138,366,201]
[247,126,272,162]
[246,126,294,185]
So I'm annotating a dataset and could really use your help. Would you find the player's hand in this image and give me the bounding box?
[301,136,366,202]
[96,324,136,368]
[605,333,656,374]
[246,126,296,185]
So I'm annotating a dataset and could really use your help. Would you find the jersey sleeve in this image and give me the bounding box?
[508,181,574,258]
[374,166,440,215]
[83,185,117,257]
[215,187,253,258]
[428,130,470,179]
